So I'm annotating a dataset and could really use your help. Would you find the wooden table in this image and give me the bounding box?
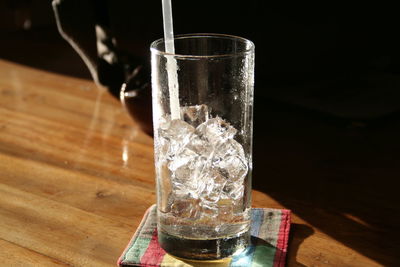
[0,59,397,266]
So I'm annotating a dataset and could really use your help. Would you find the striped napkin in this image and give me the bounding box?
[118,205,291,267]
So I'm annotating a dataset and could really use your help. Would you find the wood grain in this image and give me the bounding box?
[0,239,69,266]
[0,59,392,266]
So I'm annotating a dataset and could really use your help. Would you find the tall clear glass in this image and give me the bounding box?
[151,34,255,260]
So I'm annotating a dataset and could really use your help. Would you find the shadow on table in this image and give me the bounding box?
[287,224,314,267]
[252,99,400,266]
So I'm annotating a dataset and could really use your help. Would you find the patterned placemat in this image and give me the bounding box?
[118,205,291,267]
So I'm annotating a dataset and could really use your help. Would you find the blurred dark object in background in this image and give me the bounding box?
[0,0,91,78]
[2,0,34,31]
[1,1,400,121]
[52,0,153,135]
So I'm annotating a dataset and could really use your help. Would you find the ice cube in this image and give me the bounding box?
[213,139,248,181]
[160,119,195,141]
[199,169,227,203]
[168,147,197,173]
[181,105,210,127]
[170,168,198,199]
[218,155,248,182]
[195,117,237,146]
[159,119,195,158]
[222,182,244,200]
[185,133,213,157]
[169,154,213,199]
[172,183,197,200]
[215,138,245,159]
[170,198,201,220]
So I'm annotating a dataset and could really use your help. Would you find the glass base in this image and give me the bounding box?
[158,229,250,260]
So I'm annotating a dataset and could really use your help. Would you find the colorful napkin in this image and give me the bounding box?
[118,205,291,267]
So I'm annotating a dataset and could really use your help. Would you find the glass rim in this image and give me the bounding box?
[150,33,255,59]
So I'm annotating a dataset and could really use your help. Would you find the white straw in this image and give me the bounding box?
[161,0,181,120]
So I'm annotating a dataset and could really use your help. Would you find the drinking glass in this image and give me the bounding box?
[151,33,255,260]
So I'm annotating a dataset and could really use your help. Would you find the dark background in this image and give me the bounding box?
[1,1,400,266]
[2,1,400,118]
